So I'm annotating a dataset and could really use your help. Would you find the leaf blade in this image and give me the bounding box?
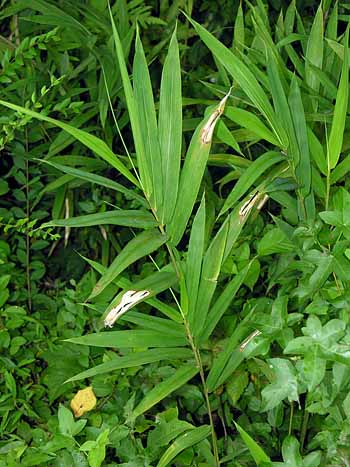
[159,28,182,224]
[89,229,167,299]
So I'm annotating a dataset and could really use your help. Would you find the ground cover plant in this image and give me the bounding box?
[1,0,350,466]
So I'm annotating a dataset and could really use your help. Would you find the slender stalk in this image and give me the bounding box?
[165,241,220,466]
[325,119,331,211]
[325,170,331,210]
[25,129,32,312]
[185,320,220,466]
[105,70,218,464]
[147,243,220,464]
[288,401,294,436]
[300,408,309,453]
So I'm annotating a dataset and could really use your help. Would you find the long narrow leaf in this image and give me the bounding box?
[82,255,181,322]
[66,348,193,382]
[233,2,245,53]
[109,7,151,195]
[89,229,167,299]
[224,107,281,146]
[328,28,349,169]
[307,128,327,176]
[200,262,253,342]
[132,365,199,418]
[0,100,138,186]
[187,16,286,147]
[186,197,206,329]
[66,330,187,348]
[39,159,146,205]
[220,151,283,216]
[156,426,211,467]
[305,3,324,111]
[288,76,313,219]
[235,422,271,465]
[134,29,163,215]
[168,92,230,245]
[42,210,158,229]
[159,28,182,225]
[191,221,228,338]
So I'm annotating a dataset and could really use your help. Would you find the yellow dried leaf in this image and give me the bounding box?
[70,386,96,417]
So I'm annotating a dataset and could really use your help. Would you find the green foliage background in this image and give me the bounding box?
[1,0,350,466]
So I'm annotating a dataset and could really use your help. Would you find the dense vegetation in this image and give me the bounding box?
[1,0,350,465]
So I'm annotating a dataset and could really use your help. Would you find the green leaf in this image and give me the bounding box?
[168,93,229,245]
[234,422,271,466]
[305,3,324,111]
[330,154,350,184]
[81,429,109,467]
[156,426,211,467]
[303,345,326,391]
[215,119,242,153]
[233,2,245,53]
[0,100,138,186]
[39,159,146,205]
[42,210,158,229]
[192,221,228,338]
[328,28,349,169]
[284,315,345,357]
[285,0,296,35]
[89,229,167,299]
[295,254,334,299]
[132,365,199,419]
[159,28,182,224]
[134,29,163,215]
[307,128,327,176]
[109,7,150,196]
[266,49,300,181]
[258,228,294,256]
[187,16,286,147]
[186,197,206,329]
[219,151,283,216]
[66,330,187,348]
[224,107,281,146]
[147,408,194,452]
[66,348,193,382]
[83,256,181,322]
[288,76,311,204]
[226,370,249,406]
[280,436,303,467]
[261,358,299,411]
[58,404,75,437]
[121,311,184,336]
[201,261,252,342]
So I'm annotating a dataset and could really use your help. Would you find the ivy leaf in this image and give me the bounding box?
[319,188,350,239]
[281,436,303,467]
[284,315,345,357]
[80,429,109,467]
[272,436,321,467]
[261,358,299,411]
[303,346,326,392]
[147,408,194,459]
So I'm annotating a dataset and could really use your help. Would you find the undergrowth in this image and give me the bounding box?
[1,1,350,466]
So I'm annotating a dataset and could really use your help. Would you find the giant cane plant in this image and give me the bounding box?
[1,0,349,464]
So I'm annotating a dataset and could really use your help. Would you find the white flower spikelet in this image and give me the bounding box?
[200,87,232,145]
[238,192,268,224]
[104,290,150,328]
[239,330,261,352]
